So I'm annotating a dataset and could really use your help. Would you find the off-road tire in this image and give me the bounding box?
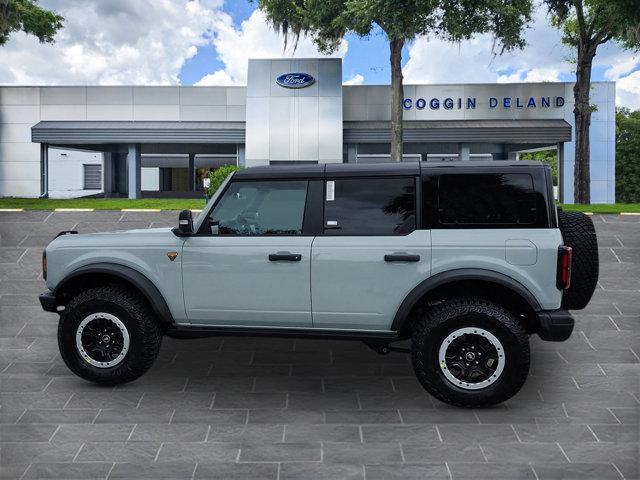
[558,210,599,310]
[58,285,162,385]
[411,298,529,407]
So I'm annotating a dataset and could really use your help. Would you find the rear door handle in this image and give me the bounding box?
[384,254,420,262]
[269,252,302,262]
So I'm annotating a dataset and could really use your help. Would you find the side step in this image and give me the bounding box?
[165,325,399,343]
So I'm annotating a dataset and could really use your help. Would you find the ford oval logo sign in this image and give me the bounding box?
[276,72,315,89]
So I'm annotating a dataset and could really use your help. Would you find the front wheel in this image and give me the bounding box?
[411,298,529,407]
[58,285,162,385]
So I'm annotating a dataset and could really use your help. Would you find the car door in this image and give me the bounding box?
[182,179,314,327]
[311,176,431,331]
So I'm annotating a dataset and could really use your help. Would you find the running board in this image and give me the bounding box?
[165,325,400,342]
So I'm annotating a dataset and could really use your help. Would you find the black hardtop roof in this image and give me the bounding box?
[233,160,545,179]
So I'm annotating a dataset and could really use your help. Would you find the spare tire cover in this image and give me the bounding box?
[558,210,599,310]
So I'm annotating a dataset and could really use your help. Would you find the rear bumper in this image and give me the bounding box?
[536,309,574,341]
[39,291,58,312]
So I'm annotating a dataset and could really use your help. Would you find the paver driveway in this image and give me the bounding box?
[0,211,638,480]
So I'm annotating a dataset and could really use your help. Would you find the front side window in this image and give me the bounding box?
[324,177,416,235]
[206,180,308,235]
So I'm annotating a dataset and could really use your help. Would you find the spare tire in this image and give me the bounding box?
[558,210,599,310]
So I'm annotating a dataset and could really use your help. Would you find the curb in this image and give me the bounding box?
[54,208,94,212]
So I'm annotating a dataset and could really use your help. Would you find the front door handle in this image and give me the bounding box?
[269,252,302,262]
[384,254,420,262]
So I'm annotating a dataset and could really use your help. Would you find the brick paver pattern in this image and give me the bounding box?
[0,211,638,479]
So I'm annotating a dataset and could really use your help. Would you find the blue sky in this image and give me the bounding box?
[179,2,404,86]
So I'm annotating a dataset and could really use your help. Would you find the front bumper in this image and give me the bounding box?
[536,309,574,341]
[39,291,58,312]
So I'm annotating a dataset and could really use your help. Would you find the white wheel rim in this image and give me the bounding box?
[438,327,505,390]
[76,312,130,368]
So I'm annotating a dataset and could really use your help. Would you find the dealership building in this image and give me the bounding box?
[0,58,616,203]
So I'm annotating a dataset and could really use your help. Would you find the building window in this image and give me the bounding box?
[437,173,537,225]
[207,180,308,235]
[83,164,102,190]
[324,178,416,235]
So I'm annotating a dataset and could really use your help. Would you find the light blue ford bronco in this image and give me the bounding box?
[40,162,598,407]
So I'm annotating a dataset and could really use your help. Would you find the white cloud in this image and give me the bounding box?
[343,73,364,85]
[403,10,571,85]
[616,70,640,110]
[604,53,639,81]
[402,8,639,108]
[497,67,561,83]
[0,0,223,85]
[195,70,238,86]
[197,9,348,86]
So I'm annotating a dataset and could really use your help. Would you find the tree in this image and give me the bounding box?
[545,0,640,204]
[0,0,64,46]
[615,107,640,203]
[520,149,558,186]
[258,0,532,161]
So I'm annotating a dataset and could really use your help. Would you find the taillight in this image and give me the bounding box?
[556,246,572,290]
[42,250,47,281]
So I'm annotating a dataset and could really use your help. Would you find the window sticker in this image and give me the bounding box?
[326,181,335,201]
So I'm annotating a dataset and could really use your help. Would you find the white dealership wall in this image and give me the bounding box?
[48,148,103,197]
[245,58,343,166]
[0,59,616,203]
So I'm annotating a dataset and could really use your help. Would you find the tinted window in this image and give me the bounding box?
[437,174,536,225]
[324,178,416,235]
[208,180,307,235]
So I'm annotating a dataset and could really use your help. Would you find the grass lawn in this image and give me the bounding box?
[1,197,639,213]
[0,198,206,211]
[558,203,640,213]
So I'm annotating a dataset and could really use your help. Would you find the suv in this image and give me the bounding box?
[39,161,598,407]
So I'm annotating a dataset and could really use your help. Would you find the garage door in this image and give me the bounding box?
[83,164,102,190]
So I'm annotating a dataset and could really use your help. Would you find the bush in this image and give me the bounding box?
[207,165,242,198]
[616,108,640,203]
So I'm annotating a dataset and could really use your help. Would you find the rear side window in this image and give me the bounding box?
[324,177,416,235]
[437,174,537,226]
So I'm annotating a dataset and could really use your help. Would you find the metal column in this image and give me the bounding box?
[40,143,49,198]
[237,144,246,168]
[557,142,564,203]
[127,143,141,199]
[458,143,470,161]
[188,153,196,192]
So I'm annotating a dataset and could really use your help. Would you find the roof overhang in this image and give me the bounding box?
[32,119,571,145]
[343,119,572,144]
[32,121,246,144]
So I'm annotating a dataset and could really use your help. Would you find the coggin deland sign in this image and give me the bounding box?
[403,95,565,110]
[275,71,566,111]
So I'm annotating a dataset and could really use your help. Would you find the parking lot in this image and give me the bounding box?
[0,210,638,480]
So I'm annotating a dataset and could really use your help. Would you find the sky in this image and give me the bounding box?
[0,0,638,108]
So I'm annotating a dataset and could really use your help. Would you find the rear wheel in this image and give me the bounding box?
[411,298,529,407]
[58,285,162,385]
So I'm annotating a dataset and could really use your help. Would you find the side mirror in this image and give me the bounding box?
[173,209,193,236]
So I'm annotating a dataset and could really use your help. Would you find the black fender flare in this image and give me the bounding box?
[391,268,542,332]
[54,263,174,325]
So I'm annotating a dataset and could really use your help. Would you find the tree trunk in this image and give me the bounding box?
[573,47,595,204]
[390,37,404,162]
